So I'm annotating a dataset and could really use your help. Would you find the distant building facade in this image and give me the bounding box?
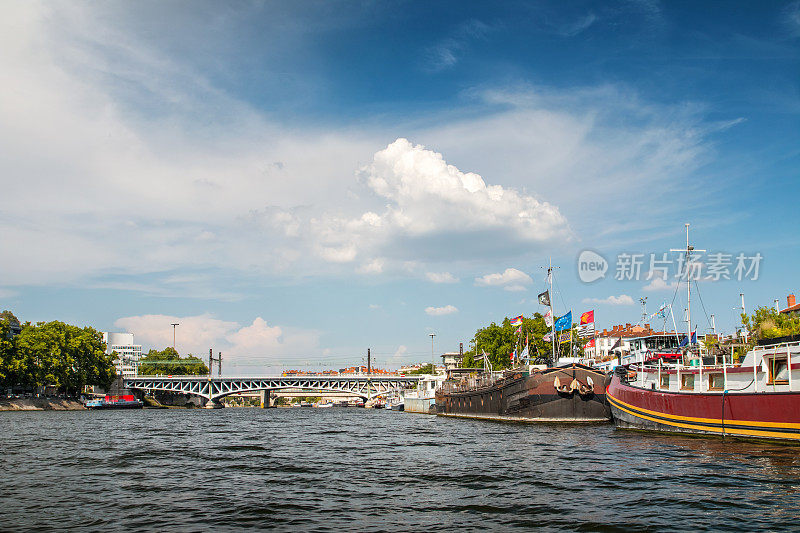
[103,332,142,379]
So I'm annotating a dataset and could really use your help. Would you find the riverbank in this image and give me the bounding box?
[0,398,85,411]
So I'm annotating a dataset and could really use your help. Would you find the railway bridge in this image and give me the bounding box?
[123,375,421,408]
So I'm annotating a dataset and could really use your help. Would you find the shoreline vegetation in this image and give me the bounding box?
[0,310,116,397]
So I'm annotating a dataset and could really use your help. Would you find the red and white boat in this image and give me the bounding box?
[607,339,800,441]
[607,223,800,442]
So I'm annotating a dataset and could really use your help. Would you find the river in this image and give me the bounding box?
[1,408,799,531]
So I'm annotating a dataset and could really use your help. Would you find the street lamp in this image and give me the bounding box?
[429,333,436,373]
[171,323,179,350]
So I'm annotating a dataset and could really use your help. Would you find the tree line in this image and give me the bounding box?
[137,347,209,375]
[0,310,116,394]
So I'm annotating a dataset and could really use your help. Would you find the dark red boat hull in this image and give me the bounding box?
[607,375,800,441]
[436,364,611,423]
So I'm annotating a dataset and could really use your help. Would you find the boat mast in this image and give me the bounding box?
[671,223,705,348]
[548,258,556,363]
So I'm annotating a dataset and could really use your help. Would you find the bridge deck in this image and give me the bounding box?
[123,375,422,401]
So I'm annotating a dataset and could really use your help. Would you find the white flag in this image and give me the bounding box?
[544,309,554,327]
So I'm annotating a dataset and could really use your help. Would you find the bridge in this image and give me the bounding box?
[122,375,422,408]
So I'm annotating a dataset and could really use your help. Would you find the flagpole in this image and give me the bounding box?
[549,258,556,364]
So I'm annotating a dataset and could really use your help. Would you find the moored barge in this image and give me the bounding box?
[607,339,800,442]
[436,363,611,423]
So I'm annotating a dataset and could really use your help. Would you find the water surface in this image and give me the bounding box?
[1,408,798,531]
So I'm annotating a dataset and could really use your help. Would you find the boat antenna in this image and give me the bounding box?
[670,223,705,348]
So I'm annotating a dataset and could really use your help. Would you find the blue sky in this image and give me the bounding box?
[1,1,798,373]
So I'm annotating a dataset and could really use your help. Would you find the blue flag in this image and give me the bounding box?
[554,311,572,332]
[679,331,697,347]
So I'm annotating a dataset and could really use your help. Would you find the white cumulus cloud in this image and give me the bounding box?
[425,305,459,316]
[582,294,636,306]
[643,276,678,292]
[475,268,533,291]
[361,138,570,241]
[113,313,320,370]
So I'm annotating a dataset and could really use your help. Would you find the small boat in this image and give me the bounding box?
[386,396,404,411]
[404,373,445,414]
[86,395,143,410]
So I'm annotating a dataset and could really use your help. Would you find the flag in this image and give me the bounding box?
[510,351,515,361]
[543,332,553,342]
[578,310,595,338]
[584,338,596,349]
[538,290,551,307]
[554,311,572,332]
[520,343,529,362]
[544,310,553,327]
[578,324,596,338]
[510,315,523,327]
[515,326,522,334]
[610,338,622,351]
[650,303,668,319]
[679,331,697,347]
[559,331,571,343]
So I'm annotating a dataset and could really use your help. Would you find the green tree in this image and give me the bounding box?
[405,363,435,375]
[742,306,800,341]
[462,313,570,370]
[12,321,115,393]
[460,313,585,370]
[138,347,210,375]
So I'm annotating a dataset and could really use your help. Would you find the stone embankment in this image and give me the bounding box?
[0,398,85,411]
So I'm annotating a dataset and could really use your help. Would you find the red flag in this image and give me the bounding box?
[580,310,595,325]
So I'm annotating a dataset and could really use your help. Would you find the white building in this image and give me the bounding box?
[103,332,142,378]
[440,352,463,370]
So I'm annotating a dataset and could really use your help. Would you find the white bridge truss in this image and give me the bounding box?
[123,375,421,401]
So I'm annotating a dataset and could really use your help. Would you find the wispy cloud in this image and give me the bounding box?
[784,1,800,37]
[424,19,492,71]
[556,13,597,36]
[426,272,459,283]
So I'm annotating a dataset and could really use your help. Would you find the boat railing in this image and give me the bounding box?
[440,373,502,394]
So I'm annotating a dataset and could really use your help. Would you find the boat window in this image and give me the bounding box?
[708,374,724,390]
[660,374,669,389]
[768,358,789,385]
[681,374,695,390]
